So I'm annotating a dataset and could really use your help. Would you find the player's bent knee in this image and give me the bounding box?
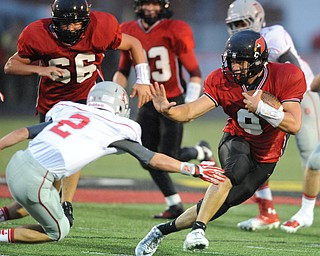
[47,216,70,241]
[224,155,251,186]
[307,150,320,171]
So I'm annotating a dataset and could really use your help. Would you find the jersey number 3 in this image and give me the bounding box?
[148,46,172,82]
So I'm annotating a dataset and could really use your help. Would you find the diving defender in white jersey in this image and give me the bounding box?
[0,81,224,243]
[226,0,320,233]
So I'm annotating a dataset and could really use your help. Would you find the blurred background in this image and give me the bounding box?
[0,0,320,116]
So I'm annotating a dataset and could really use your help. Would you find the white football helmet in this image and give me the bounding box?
[87,81,130,118]
[226,0,266,36]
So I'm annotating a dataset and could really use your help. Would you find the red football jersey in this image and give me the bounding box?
[17,11,122,114]
[118,19,199,99]
[204,62,306,163]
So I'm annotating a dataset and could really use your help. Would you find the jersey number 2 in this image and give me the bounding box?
[50,114,90,138]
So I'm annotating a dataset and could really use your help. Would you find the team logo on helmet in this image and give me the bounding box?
[254,36,266,59]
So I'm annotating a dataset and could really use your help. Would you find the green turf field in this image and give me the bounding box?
[0,198,319,256]
[1,116,316,256]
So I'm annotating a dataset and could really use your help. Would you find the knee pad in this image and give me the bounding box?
[307,150,320,171]
[47,216,70,241]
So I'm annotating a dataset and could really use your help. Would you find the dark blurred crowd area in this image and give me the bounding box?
[0,0,319,116]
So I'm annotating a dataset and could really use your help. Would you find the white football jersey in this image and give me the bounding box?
[261,25,314,89]
[28,101,142,180]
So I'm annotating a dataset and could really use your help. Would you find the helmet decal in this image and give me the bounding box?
[254,36,266,58]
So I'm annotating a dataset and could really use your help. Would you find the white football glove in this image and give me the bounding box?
[194,162,226,185]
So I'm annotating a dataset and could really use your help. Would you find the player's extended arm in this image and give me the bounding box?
[110,140,225,185]
[149,82,215,122]
[0,127,29,151]
[0,121,51,151]
[4,52,64,80]
[117,33,151,108]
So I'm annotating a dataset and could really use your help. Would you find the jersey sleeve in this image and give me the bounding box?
[171,20,200,76]
[27,121,52,139]
[277,64,307,103]
[110,140,155,166]
[90,12,122,51]
[45,101,70,122]
[203,70,220,107]
[17,20,50,61]
[171,20,195,55]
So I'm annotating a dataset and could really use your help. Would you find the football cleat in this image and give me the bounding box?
[196,140,214,162]
[280,213,313,233]
[135,225,165,256]
[62,201,74,227]
[153,203,184,219]
[237,214,280,231]
[183,229,209,251]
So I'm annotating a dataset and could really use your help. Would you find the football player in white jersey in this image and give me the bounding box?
[225,0,320,233]
[0,81,224,243]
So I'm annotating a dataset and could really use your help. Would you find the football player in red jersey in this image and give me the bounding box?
[113,0,214,219]
[1,0,151,228]
[135,31,306,255]
[225,0,319,233]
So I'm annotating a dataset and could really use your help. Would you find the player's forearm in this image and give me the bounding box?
[4,58,39,76]
[128,40,147,65]
[149,153,182,172]
[118,34,147,65]
[277,110,301,135]
[113,71,128,88]
[0,128,29,151]
[272,101,301,134]
[164,104,194,122]
[165,97,213,122]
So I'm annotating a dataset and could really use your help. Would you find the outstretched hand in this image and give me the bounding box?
[148,82,177,114]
